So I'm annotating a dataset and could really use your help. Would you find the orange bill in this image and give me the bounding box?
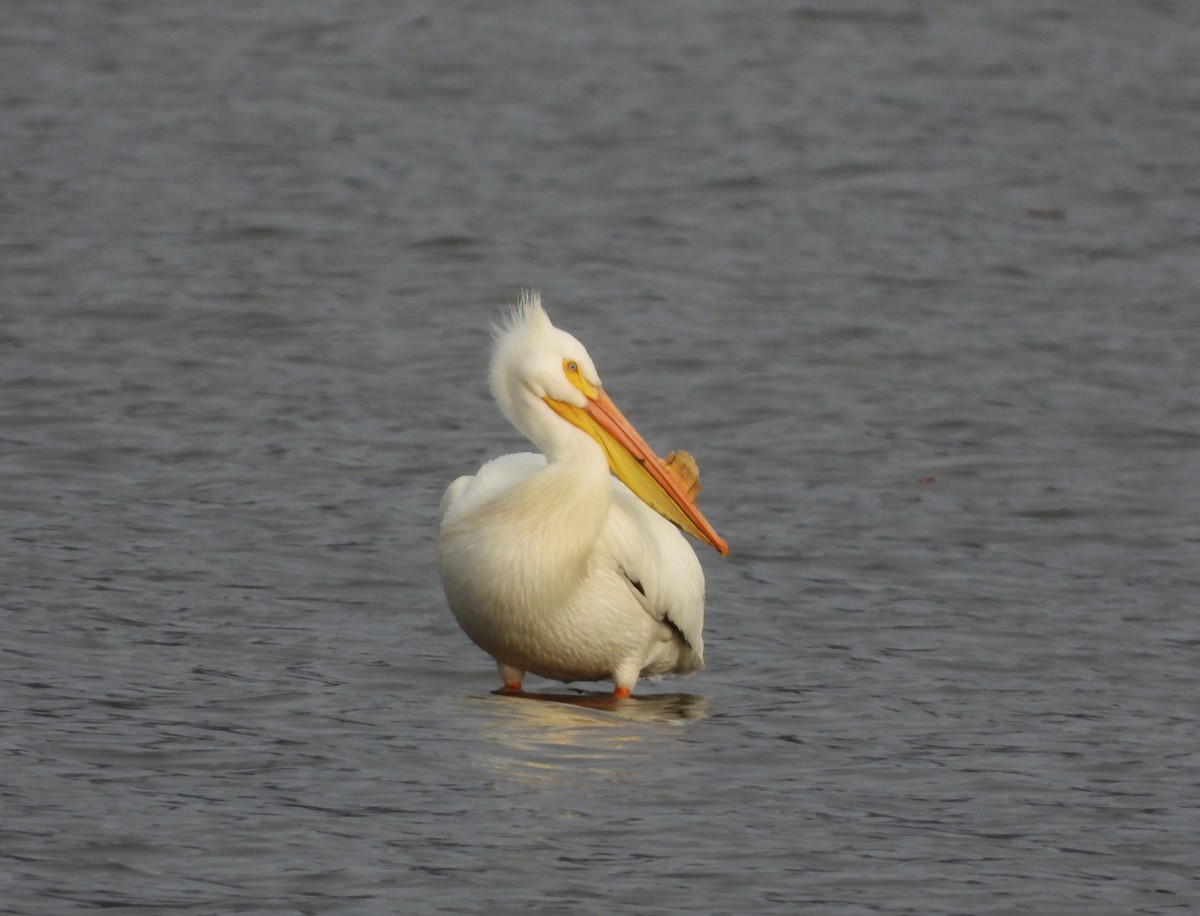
[545,389,728,556]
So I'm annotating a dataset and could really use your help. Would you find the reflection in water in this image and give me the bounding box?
[469,690,708,784]
[499,688,708,721]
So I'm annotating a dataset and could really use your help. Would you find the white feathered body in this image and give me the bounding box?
[437,449,704,688]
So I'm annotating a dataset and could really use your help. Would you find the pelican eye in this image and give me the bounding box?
[562,358,598,398]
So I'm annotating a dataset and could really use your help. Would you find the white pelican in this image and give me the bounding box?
[437,292,728,698]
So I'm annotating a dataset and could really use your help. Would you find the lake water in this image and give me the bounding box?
[3,2,1198,913]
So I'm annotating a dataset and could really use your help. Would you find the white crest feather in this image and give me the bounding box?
[494,289,551,344]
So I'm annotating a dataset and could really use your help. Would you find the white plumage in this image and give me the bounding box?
[437,293,726,697]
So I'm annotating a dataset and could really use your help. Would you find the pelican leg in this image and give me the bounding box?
[612,661,639,699]
[497,661,524,693]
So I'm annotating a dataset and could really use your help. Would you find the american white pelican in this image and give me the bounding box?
[437,292,728,699]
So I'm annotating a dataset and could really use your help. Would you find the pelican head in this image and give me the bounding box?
[489,292,602,455]
[487,291,727,556]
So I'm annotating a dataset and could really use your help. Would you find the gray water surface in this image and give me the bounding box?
[3,2,1199,913]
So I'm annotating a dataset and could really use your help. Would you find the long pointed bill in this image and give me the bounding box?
[545,390,729,556]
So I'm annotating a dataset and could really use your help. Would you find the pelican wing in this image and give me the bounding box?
[603,479,706,669]
[438,452,547,529]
